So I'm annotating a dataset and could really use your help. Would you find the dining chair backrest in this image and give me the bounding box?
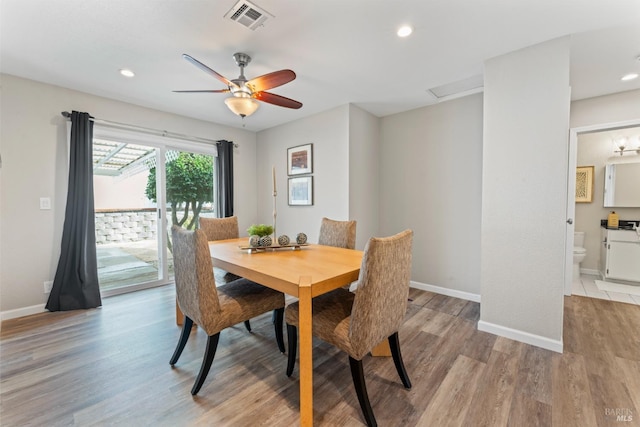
[199,216,239,241]
[318,217,356,249]
[349,229,413,359]
[172,225,222,335]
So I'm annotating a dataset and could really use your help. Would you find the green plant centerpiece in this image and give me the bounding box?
[247,224,274,237]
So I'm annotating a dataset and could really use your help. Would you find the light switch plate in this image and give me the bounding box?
[40,197,51,210]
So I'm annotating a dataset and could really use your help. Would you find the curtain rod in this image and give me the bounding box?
[60,111,237,147]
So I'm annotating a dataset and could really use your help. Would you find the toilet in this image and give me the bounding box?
[573,232,587,283]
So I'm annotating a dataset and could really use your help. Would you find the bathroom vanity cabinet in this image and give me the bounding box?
[600,228,640,282]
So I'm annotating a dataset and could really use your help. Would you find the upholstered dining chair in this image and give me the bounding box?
[318,217,356,249]
[318,217,357,290]
[199,216,253,331]
[285,229,413,427]
[199,216,243,283]
[169,225,285,395]
[199,215,239,241]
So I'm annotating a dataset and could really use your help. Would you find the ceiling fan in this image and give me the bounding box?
[174,53,303,118]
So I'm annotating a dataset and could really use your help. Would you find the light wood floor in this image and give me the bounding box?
[1,286,639,426]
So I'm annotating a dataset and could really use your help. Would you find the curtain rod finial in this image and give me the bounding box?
[61,111,71,118]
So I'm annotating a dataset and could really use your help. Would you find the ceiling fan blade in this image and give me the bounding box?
[254,91,303,109]
[182,54,238,89]
[173,89,230,93]
[246,70,296,93]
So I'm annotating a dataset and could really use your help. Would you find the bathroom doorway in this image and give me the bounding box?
[566,118,640,305]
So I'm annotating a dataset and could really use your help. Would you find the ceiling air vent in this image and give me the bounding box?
[427,74,484,102]
[224,0,274,31]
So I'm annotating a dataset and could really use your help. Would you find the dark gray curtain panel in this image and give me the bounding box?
[215,140,234,218]
[46,111,102,311]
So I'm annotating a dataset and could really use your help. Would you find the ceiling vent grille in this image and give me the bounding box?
[224,0,274,30]
[427,74,484,102]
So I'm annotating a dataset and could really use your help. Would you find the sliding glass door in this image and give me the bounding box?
[93,140,167,296]
[92,129,217,297]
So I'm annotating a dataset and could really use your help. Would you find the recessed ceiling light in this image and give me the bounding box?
[119,69,135,78]
[397,25,412,38]
[621,73,638,81]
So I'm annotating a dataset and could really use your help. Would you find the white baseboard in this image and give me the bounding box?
[477,320,563,353]
[1,304,46,321]
[580,268,600,276]
[410,281,481,303]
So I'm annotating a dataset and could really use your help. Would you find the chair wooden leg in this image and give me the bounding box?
[170,316,193,365]
[349,356,377,427]
[388,332,412,389]
[244,320,252,332]
[191,333,220,395]
[286,324,297,377]
[274,308,285,353]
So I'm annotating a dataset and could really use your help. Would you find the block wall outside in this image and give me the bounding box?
[94,209,217,244]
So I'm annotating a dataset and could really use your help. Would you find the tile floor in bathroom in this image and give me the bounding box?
[572,273,640,305]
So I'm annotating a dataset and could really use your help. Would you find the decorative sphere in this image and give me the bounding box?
[259,236,273,247]
[249,235,261,247]
[278,235,290,246]
[296,233,308,244]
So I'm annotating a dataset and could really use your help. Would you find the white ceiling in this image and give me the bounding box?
[1,0,639,132]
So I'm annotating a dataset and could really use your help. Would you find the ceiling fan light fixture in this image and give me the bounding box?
[225,96,259,117]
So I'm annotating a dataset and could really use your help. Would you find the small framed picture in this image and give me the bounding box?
[287,143,313,175]
[288,176,313,206]
[575,165,594,203]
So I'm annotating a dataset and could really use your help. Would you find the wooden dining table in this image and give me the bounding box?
[209,237,363,427]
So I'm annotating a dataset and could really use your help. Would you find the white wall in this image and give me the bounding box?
[256,105,350,242]
[380,94,483,298]
[479,37,571,352]
[570,89,640,128]
[94,173,152,210]
[0,74,257,316]
[348,105,380,249]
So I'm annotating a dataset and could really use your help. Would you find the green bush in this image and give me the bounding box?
[247,224,274,237]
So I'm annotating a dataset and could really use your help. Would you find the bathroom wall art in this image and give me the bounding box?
[575,165,594,203]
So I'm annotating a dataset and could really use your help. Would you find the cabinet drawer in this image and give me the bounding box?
[608,229,640,243]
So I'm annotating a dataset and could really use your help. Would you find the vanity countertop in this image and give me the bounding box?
[600,219,640,230]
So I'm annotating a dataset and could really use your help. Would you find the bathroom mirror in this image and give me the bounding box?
[603,162,640,207]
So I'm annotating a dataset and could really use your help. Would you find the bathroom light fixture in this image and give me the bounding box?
[224,96,260,118]
[612,135,640,156]
[119,68,135,78]
[397,25,413,37]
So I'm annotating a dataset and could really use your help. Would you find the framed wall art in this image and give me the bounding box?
[287,143,313,175]
[288,176,313,206]
[575,165,594,203]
